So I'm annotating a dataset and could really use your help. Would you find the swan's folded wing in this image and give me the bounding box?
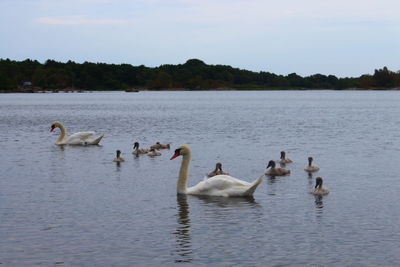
[64,131,95,144]
[188,175,250,193]
[211,175,252,187]
[68,131,95,140]
[187,175,263,197]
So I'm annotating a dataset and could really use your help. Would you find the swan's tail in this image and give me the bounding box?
[91,135,104,145]
[244,175,263,196]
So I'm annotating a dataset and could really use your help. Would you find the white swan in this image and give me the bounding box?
[304,157,319,172]
[113,150,125,162]
[279,151,293,164]
[207,162,230,178]
[170,144,263,197]
[50,121,104,145]
[265,160,290,176]
[132,142,149,155]
[310,177,329,195]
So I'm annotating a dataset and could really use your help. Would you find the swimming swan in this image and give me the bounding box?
[170,144,263,197]
[304,157,319,172]
[113,150,125,162]
[207,162,230,178]
[279,151,293,164]
[50,121,104,145]
[150,142,170,150]
[265,160,291,176]
[132,142,149,155]
[147,148,161,156]
[310,177,329,195]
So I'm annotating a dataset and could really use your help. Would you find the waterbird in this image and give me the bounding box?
[50,121,103,145]
[207,162,230,178]
[113,150,125,162]
[170,144,263,197]
[132,142,149,155]
[310,177,329,195]
[279,151,293,164]
[304,157,320,172]
[265,160,291,176]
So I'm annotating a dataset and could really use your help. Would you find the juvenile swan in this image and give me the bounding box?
[50,121,103,145]
[207,162,230,178]
[310,177,329,195]
[113,150,125,162]
[132,142,149,155]
[279,151,293,164]
[150,142,170,150]
[265,160,291,176]
[304,157,319,172]
[170,144,263,197]
[147,148,161,156]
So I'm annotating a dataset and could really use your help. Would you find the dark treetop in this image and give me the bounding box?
[1,58,399,92]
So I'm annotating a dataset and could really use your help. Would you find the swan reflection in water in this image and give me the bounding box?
[115,161,121,170]
[310,176,325,210]
[196,194,257,207]
[313,194,325,222]
[314,194,324,209]
[174,195,192,263]
[173,195,259,263]
[307,172,313,185]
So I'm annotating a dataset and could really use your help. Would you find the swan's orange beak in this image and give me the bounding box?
[170,151,180,160]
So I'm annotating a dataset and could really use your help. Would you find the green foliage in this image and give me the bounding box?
[0,58,398,91]
[372,67,396,88]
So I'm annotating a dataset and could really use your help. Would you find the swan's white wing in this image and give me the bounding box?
[68,131,95,140]
[64,131,95,145]
[209,175,252,187]
[187,175,253,196]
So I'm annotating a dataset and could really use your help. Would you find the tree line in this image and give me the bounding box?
[0,58,399,92]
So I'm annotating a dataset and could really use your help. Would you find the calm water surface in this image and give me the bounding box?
[0,91,399,266]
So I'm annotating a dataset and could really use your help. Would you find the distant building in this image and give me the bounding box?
[22,81,32,88]
[21,81,33,92]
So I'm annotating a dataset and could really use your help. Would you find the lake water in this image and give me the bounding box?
[0,90,399,266]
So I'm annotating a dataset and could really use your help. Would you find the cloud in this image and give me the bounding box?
[35,16,132,25]
[32,0,399,29]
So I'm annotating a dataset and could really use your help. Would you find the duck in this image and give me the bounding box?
[170,144,263,197]
[132,142,149,155]
[279,151,293,164]
[147,148,161,156]
[150,142,170,150]
[265,160,291,176]
[50,121,103,145]
[304,157,320,172]
[310,177,329,195]
[207,162,230,178]
[113,150,125,162]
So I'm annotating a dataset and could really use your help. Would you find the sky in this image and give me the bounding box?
[0,0,399,77]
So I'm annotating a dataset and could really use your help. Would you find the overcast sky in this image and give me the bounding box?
[1,0,399,77]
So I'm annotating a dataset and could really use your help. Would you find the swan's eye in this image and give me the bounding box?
[51,125,55,128]
[174,148,181,155]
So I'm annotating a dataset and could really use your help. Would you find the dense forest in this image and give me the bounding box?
[0,58,399,92]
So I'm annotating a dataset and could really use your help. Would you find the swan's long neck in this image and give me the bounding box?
[177,152,191,194]
[57,124,67,143]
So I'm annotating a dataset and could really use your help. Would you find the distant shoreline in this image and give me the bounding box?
[1,87,400,93]
[2,59,399,92]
